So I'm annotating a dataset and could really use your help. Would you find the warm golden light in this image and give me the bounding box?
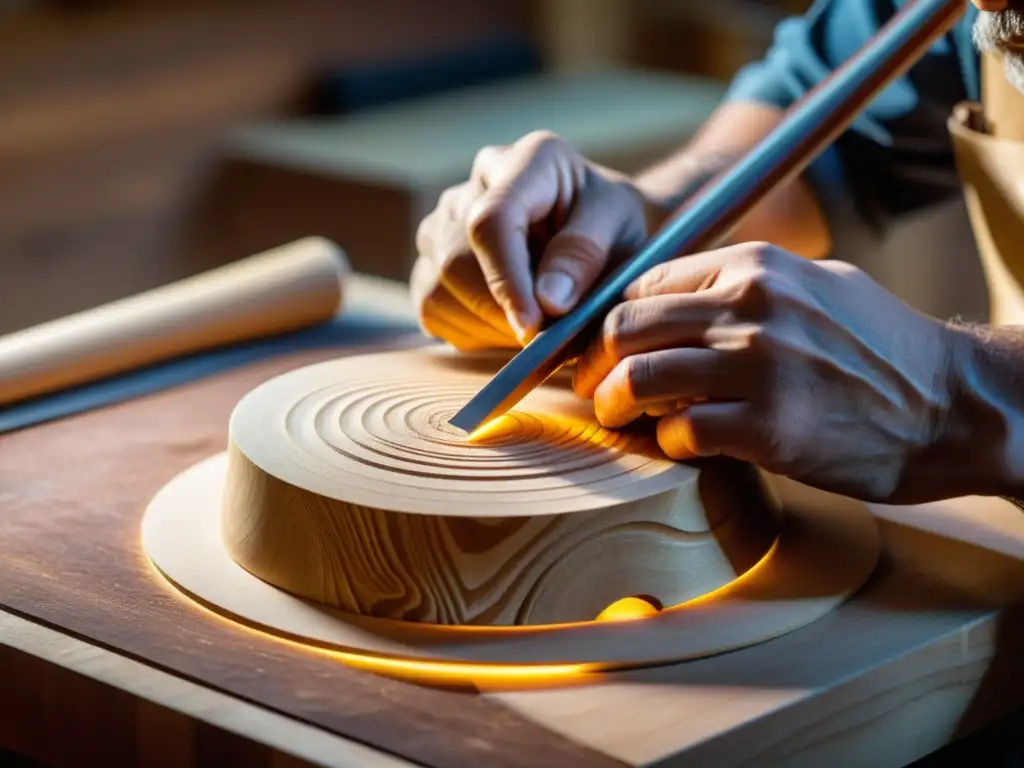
[595,596,662,622]
[144,531,782,691]
[466,414,515,442]
[146,557,599,690]
[310,649,595,689]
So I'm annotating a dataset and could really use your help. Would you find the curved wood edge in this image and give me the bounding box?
[217,346,780,626]
[142,453,880,676]
[222,438,777,626]
[490,490,1024,767]
[0,338,627,768]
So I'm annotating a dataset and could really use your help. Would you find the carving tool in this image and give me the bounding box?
[449,0,968,434]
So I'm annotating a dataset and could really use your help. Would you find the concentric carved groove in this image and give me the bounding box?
[221,348,780,626]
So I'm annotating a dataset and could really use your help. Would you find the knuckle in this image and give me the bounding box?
[658,410,717,459]
[420,183,470,256]
[622,354,652,402]
[519,129,562,154]
[547,233,606,272]
[731,250,794,317]
[655,424,684,460]
[437,185,461,210]
[416,224,463,275]
[602,304,632,361]
[747,323,771,347]
[739,324,774,357]
[686,422,715,457]
[731,268,773,313]
[433,245,467,277]
[443,181,480,222]
[747,241,786,268]
[482,272,514,307]
[471,144,502,177]
[687,410,730,459]
[635,263,669,296]
[465,196,504,248]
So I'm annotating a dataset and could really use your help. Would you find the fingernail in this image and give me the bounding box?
[536,272,575,312]
[508,313,529,344]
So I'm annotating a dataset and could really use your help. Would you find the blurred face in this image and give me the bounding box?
[973,1,1024,92]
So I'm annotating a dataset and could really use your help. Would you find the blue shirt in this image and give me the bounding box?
[724,0,982,252]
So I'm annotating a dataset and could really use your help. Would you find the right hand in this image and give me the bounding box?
[411,130,654,351]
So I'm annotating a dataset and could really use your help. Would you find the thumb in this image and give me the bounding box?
[535,185,645,316]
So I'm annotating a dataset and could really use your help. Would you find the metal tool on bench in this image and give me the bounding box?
[449,0,969,435]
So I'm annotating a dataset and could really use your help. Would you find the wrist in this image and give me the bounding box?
[631,150,831,259]
[631,151,737,232]
[923,322,1024,499]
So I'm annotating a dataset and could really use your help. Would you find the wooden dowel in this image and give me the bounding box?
[0,237,349,407]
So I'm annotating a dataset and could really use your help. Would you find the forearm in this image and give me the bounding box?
[632,101,833,260]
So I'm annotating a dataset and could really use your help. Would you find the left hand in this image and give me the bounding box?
[572,243,962,503]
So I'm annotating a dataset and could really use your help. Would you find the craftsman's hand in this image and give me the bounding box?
[411,131,653,350]
[573,243,965,503]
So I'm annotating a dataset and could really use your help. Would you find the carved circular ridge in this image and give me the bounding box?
[220,349,781,626]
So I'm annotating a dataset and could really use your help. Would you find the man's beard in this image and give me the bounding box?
[974,8,1024,93]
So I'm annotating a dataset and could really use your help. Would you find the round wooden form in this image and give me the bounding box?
[141,348,881,673]
[217,348,782,627]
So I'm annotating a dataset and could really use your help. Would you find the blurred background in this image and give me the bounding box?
[0,0,987,336]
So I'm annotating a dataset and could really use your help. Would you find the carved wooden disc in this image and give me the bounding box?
[219,348,780,626]
[141,453,881,675]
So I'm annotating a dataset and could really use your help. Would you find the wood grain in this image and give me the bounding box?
[3,330,1024,765]
[219,348,778,626]
[142,449,879,672]
[0,339,623,768]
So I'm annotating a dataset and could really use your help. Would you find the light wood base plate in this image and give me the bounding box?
[6,331,1024,766]
[142,451,881,681]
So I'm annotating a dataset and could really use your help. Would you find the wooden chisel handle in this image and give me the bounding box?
[0,237,349,407]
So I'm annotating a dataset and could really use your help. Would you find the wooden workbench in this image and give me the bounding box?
[2,275,1024,767]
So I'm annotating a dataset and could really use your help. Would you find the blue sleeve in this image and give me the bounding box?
[723,0,976,254]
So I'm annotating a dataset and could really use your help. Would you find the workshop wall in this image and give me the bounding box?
[0,0,530,334]
[0,0,987,335]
